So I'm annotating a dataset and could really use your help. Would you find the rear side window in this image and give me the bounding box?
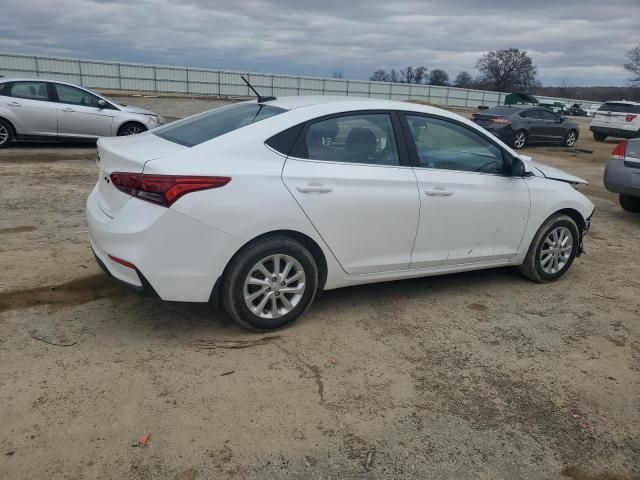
[291,113,400,166]
[6,81,49,101]
[154,103,286,147]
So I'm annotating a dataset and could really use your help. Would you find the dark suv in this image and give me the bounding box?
[471,106,580,150]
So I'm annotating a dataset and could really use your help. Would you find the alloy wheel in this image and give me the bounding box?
[514,132,526,149]
[539,227,573,275]
[566,131,577,147]
[243,254,306,319]
[0,124,8,145]
[123,125,144,135]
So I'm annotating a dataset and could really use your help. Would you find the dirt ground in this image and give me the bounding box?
[0,97,638,480]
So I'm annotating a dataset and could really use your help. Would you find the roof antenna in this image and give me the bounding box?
[240,75,276,103]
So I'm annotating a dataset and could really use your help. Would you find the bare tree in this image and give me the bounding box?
[332,70,344,79]
[624,45,640,86]
[476,48,537,92]
[370,69,389,82]
[399,65,428,84]
[388,69,400,83]
[453,71,473,88]
[428,69,449,86]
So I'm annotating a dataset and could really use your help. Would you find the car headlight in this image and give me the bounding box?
[144,114,164,124]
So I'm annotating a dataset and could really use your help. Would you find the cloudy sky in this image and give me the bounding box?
[1,0,638,86]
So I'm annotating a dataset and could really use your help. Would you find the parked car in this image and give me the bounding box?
[471,106,579,150]
[0,78,165,148]
[604,139,640,212]
[586,104,601,117]
[590,101,640,141]
[87,97,594,331]
[564,103,588,116]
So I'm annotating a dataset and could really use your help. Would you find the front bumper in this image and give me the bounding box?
[604,158,640,196]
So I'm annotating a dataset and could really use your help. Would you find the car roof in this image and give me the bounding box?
[0,77,89,89]
[602,100,640,105]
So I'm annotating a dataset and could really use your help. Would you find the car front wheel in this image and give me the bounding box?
[117,122,147,136]
[593,132,606,142]
[0,119,14,149]
[519,214,580,283]
[564,130,578,147]
[222,236,319,331]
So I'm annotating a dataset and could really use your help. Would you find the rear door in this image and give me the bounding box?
[281,111,420,274]
[0,81,57,136]
[53,83,115,138]
[521,109,547,141]
[538,109,565,141]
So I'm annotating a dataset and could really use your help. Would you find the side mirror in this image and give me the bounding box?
[511,156,533,177]
[97,99,107,109]
[558,117,565,123]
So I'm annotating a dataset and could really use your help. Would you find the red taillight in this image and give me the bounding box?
[625,114,638,122]
[108,254,137,270]
[491,117,512,126]
[110,173,231,207]
[611,140,627,160]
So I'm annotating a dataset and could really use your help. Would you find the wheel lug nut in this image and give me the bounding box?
[280,281,285,286]
[275,292,280,297]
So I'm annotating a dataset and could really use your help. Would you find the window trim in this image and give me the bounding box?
[289,109,412,167]
[398,111,513,176]
[4,80,52,102]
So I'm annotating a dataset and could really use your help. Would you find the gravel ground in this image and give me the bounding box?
[0,97,638,480]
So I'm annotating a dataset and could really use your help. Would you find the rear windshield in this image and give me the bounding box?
[484,106,520,116]
[154,103,287,147]
[598,102,640,114]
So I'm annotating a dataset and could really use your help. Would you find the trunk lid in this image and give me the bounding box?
[471,113,504,127]
[96,132,187,217]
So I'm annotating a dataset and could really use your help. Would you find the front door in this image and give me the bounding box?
[282,111,420,274]
[53,83,115,138]
[402,113,531,268]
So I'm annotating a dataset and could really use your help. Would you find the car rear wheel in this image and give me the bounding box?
[564,130,578,147]
[593,132,607,142]
[0,119,14,149]
[513,130,527,149]
[519,214,580,283]
[117,122,147,136]
[619,194,640,213]
[222,236,318,331]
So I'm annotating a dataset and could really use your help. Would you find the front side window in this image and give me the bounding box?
[54,84,101,107]
[295,113,399,166]
[155,103,286,147]
[8,81,49,101]
[405,114,505,174]
[539,110,558,121]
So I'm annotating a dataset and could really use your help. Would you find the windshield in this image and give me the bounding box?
[154,102,287,147]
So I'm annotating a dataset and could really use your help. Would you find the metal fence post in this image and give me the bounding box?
[78,60,83,86]
[368,81,371,98]
[322,78,326,96]
[34,56,40,78]
[153,65,157,93]
[465,89,469,108]
[186,69,190,95]
[346,80,350,97]
[270,74,274,97]
[217,70,221,96]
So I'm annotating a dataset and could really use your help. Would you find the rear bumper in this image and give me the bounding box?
[86,185,239,302]
[476,125,515,144]
[590,126,639,139]
[603,158,640,196]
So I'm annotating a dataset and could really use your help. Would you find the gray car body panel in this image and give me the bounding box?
[604,139,640,197]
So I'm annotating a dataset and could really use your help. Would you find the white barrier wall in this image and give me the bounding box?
[0,52,596,109]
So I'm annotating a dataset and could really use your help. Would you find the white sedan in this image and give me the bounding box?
[86,96,594,330]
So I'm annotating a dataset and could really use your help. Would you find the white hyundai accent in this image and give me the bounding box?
[86,96,594,330]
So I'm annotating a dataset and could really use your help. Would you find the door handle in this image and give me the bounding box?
[296,184,333,194]
[424,189,453,197]
[61,107,74,112]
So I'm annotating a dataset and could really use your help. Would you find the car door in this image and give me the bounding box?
[402,113,531,268]
[281,111,420,274]
[0,81,58,136]
[538,110,565,141]
[53,83,115,138]
[521,109,546,141]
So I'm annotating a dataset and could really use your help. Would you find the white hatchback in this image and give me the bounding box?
[86,96,594,330]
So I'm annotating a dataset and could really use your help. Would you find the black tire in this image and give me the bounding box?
[222,236,318,331]
[563,129,578,147]
[512,130,527,150]
[619,194,640,213]
[0,118,15,149]
[519,214,580,283]
[593,132,606,142]
[117,122,147,136]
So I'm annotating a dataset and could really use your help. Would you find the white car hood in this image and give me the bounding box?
[121,105,154,115]
[520,155,588,185]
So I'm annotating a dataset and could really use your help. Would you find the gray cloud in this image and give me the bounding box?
[1,0,638,86]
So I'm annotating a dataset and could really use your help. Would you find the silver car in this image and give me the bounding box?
[604,138,640,213]
[0,78,165,148]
